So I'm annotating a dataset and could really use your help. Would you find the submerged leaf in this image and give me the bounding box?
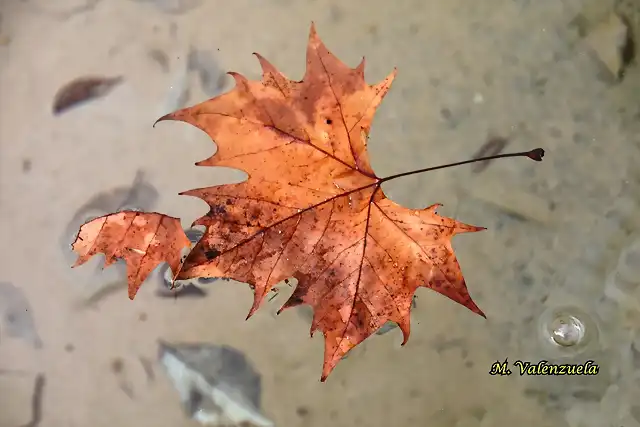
[159,341,272,426]
[52,76,123,115]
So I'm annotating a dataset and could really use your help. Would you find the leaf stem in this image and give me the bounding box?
[379,148,544,183]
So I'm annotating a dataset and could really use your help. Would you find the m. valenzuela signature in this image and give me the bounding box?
[489,359,599,376]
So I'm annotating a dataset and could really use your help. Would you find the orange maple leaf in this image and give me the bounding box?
[70,23,544,381]
[72,211,191,299]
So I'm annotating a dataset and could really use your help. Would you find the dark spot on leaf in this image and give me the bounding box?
[205,250,220,260]
[226,198,233,205]
[210,205,226,215]
[250,212,259,221]
[325,119,332,124]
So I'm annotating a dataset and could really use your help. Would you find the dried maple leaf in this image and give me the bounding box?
[72,211,190,299]
[70,23,544,381]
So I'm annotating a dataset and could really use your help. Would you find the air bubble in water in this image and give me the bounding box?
[538,306,599,357]
[547,314,585,347]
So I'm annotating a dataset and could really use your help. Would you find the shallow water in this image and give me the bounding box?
[1,0,640,426]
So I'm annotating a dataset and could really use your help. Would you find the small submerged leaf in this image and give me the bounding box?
[187,48,226,97]
[159,341,273,426]
[0,282,42,349]
[52,76,123,115]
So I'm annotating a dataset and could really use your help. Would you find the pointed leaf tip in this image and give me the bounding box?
[309,22,319,42]
[154,113,173,127]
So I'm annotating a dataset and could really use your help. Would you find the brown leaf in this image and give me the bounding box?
[52,76,123,115]
[71,211,190,299]
[69,23,544,381]
[153,23,485,381]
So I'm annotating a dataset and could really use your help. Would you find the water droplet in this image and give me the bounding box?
[538,306,598,357]
[548,314,584,347]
